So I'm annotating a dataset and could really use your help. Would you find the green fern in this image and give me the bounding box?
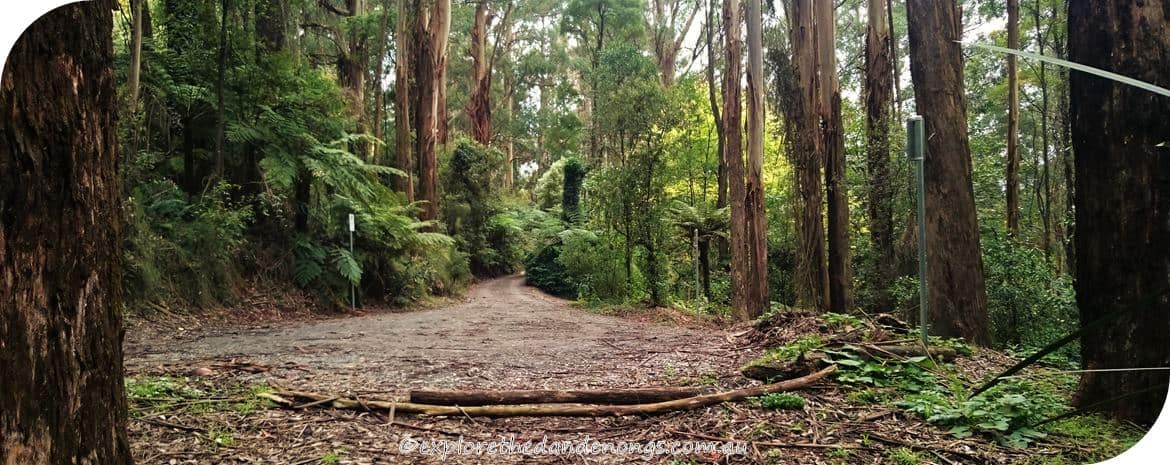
[332,248,362,286]
[293,239,326,287]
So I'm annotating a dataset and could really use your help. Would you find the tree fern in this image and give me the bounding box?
[332,247,362,286]
[293,238,326,287]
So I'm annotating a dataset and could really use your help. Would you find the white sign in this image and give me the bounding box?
[348,214,355,232]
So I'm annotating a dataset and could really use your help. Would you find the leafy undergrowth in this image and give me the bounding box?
[743,309,1146,461]
[126,375,273,453]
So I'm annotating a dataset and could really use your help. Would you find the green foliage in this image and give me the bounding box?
[755,392,806,410]
[525,241,576,298]
[557,229,632,302]
[899,381,1062,448]
[826,344,1065,448]
[113,0,483,311]
[122,180,251,307]
[981,232,1078,358]
[293,238,327,287]
[748,335,826,367]
[886,448,924,465]
[824,347,939,392]
[443,140,526,277]
[561,158,586,223]
[524,227,635,303]
[125,376,205,400]
[534,159,568,210]
[666,201,729,243]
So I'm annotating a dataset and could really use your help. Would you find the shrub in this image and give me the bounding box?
[980,232,1077,356]
[561,158,586,223]
[557,229,631,303]
[442,140,527,277]
[524,242,575,298]
[533,159,567,211]
[122,180,251,308]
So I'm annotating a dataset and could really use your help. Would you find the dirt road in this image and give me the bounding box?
[125,277,757,464]
[127,276,734,391]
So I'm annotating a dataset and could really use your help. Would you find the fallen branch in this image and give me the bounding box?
[261,365,836,418]
[742,343,958,382]
[408,387,706,406]
[863,344,958,362]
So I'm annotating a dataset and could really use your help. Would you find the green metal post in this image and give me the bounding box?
[907,115,928,347]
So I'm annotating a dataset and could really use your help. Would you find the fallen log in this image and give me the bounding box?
[409,387,705,406]
[261,365,836,418]
[864,344,958,362]
[742,343,959,382]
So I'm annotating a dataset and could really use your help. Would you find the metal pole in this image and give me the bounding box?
[348,213,356,311]
[693,228,703,305]
[907,115,929,347]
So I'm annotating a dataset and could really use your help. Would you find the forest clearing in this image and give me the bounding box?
[1,0,1168,464]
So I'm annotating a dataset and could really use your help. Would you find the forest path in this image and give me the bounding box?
[125,275,736,395]
[122,279,1018,464]
[125,277,758,463]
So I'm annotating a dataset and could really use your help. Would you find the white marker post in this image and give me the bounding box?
[348,213,356,311]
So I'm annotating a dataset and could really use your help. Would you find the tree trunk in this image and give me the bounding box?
[723,0,750,321]
[817,0,851,313]
[394,0,414,200]
[1033,1,1053,260]
[256,0,285,53]
[504,85,515,190]
[0,2,132,462]
[1069,0,1170,425]
[864,0,895,312]
[705,0,727,210]
[650,0,699,87]
[338,0,369,160]
[905,0,991,345]
[128,0,145,110]
[744,0,767,317]
[1005,0,1021,236]
[468,1,492,145]
[372,0,392,164]
[789,0,828,312]
[414,0,449,222]
[214,0,230,180]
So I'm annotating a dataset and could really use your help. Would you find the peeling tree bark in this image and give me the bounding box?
[0,2,132,462]
[414,0,450,222]
[864,0,895,312]
[468,1,493,145]
[789,0,828,312]
[817,0,851,313]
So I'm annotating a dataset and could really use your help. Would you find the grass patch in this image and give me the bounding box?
[754,392,806,410]
[886,447,924,465]
[126,375,272,418]
[745,334,825,368]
